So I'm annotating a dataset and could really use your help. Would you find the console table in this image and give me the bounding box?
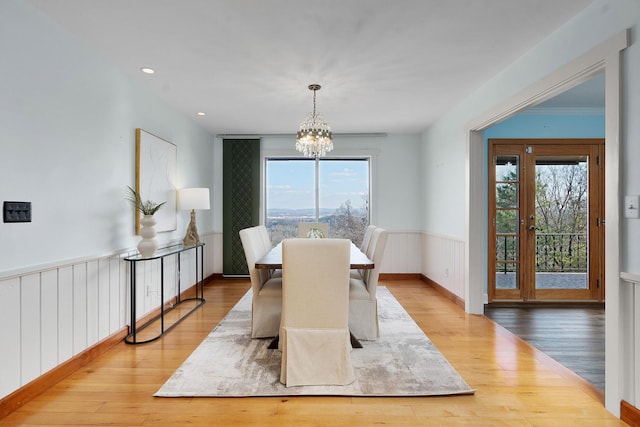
[124,243,205,344]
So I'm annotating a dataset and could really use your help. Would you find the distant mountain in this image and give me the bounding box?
[267,208,335,218]
[267,207,367,218]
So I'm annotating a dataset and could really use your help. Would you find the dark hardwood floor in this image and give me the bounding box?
[484,304,605,390]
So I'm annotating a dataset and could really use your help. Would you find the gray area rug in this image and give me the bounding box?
[155,287,474,397]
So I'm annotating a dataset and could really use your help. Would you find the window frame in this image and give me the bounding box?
[262,154,372,241]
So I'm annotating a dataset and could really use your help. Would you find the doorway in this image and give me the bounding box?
[488,139,604,302]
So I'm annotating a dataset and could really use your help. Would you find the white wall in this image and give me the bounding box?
[420,0,640,416]
[212,133,423,233]
[0,1,215,276]
[0,1,217,401]
[210,134,425,275]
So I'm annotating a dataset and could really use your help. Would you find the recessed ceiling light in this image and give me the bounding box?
[141,67,155,74]
[196,112,206,116]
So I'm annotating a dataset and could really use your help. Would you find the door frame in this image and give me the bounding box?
[464,31,627,415]
[488,139,604,303]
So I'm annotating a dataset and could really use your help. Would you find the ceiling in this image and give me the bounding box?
[530,73,604,113]
[28,0,596,135]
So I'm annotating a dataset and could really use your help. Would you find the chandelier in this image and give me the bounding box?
[296,84,333,158]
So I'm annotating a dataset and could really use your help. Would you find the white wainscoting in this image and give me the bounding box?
[378,231,422,274]
[620,272,640,409]
[206,231,424,276]
[421,233,466,299]
[0,232,216,400]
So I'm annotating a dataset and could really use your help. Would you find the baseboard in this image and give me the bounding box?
[420,275,465,310]
[622,400,640,427]
[379,273,422,281]
[0,326,128,420]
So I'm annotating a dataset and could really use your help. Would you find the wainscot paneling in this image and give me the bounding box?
[206,231,423,276]
[621,272,640,411]
[0,277,20,398]
[379,231,422,274]
[0,232,215,401]
[421,233,466,299]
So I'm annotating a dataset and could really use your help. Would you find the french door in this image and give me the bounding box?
[488,139,604,302]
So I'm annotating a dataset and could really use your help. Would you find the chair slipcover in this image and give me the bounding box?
[348,228,388,341]
[256,225,272,254]
[359,224,377,253]
[351,224,377,280]
[239,226,282,338]
[297,222,329,238]
[280,238,355,387]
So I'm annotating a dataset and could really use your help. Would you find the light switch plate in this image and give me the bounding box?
[624,195,640,219]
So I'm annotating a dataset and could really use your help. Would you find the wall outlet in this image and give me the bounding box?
[3,201,31,223]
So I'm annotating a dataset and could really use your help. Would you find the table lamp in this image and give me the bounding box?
[178,187,210,246]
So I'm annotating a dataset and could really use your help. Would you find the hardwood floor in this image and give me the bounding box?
[0,279,626,426]
[484,305,605,391]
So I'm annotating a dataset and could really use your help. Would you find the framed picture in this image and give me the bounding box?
[135,128,177,234]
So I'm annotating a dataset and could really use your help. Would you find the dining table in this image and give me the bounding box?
[255,239,374,349]
[255,241,374,270]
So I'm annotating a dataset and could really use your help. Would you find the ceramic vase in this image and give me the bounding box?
[137,214,158,257]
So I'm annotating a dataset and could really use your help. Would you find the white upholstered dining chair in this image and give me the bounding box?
[239,226,282,338]
[349,227,388,341]
[351,224,377,281]
[359,224,377,253]
[279,238,355,387]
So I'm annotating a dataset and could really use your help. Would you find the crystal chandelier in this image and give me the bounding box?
[296,84,333,158]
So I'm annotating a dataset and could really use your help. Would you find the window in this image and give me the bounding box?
[265,158,370,244]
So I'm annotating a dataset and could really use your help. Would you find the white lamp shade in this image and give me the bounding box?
[178,188,210,211]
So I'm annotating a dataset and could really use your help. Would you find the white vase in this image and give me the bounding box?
[137,214,158,258]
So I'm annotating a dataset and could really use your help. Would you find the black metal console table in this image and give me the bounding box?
[124,243,205,344]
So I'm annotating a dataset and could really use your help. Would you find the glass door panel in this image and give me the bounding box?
[534,155,589,291]
[491,150,523,299]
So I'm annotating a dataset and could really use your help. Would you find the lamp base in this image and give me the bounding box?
[183,210,200,247]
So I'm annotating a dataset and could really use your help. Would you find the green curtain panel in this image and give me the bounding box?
[222,139,261,275]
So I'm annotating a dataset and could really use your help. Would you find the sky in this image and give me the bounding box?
[266,159,369,211]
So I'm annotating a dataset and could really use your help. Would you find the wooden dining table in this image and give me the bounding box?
[255,241,374,270]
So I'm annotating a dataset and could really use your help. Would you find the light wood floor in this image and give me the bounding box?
[0,279,627,426]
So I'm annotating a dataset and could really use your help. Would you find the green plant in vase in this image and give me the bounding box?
[126,186,166,215]
[126,186,166,257]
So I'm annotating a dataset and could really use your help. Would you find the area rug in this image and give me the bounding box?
[155,287,474,397]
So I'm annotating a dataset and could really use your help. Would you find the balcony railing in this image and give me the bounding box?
[535,233,587,272]
[497,233,587,273]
